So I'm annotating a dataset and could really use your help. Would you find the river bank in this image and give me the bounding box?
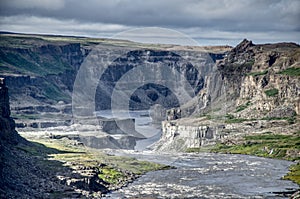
[205,131,300,186]
[185,131,300,197]
[3,132,171,198]
[103,150,299,198]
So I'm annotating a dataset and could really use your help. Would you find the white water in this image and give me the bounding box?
[97,110,299,198]
[104,150,299,198]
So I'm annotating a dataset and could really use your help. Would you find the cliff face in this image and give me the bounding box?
[1,41,88,106]
[218,39,300,118]
[95,49,208,110]
[0,77,23,195]
[1,33,225,116]
[0,78,19,143]
[1,33,229,150]
[156,40,300,152]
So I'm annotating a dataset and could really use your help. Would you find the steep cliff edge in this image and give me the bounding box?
[218,39,299,118]
[1,32,230,150]
[0,77,105,198]
[154,40,300,152]
[0,78,15,185]
[0,79,169,198]
[0,78,21,143]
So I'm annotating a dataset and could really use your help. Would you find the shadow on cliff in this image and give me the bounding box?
[0,137,108,198]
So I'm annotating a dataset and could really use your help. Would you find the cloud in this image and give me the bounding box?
[0,15,128,37]
[0,0,299,45]
[1,0,65,10]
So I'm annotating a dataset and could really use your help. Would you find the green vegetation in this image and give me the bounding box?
[43,82,70,102]
[278,67,300,76]
[247,70,268,77]
[209,131,300,185]
[224,114,250,123]
[24,137,171,187]
[11,113,40,120]
[264,88,279,97]
[0,50,72,76]
[186,146,215,153]
[98,167,126,184]
[187,131,300,185]
[262,116,296,124]
[283,163,300,185]
[243,60,255,68]
[235,101,251,112]
[212,133,299,160]
[205,113,296,125]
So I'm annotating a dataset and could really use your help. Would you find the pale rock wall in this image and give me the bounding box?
[153,121,227,152]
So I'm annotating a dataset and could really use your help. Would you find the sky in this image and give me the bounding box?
[0,0,299,46]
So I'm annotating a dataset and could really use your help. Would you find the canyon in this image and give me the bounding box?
[0,32,299,198]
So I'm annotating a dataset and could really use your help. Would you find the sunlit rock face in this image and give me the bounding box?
[158,40,300,152]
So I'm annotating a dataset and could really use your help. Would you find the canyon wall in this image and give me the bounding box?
[156,40,300,152]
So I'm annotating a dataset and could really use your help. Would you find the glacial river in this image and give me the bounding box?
[98,110,299,198]
[103,150,299,198]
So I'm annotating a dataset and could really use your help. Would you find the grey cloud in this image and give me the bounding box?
[1,0,299,30]
[0,0,299,45]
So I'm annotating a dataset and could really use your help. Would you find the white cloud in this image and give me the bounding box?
[0,16,128,37]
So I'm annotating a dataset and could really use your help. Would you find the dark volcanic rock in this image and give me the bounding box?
[0,78,20,143]
[95,49,204,110]
[0,78,111,198]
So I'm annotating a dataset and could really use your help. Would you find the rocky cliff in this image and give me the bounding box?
[0,77,20,194]
[0,78,140,198]
[154,39,300,151]
[0,78,20,143]
[0,32,226,119]
[1,32,230,150]
[5,33,297,153]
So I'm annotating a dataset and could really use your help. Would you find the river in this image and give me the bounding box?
[97,110,299,198]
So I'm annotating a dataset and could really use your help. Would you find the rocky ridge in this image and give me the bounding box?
[154,39,300,151]
[0,78,168,198]
[1,32,228,150]
[0,78,108,198]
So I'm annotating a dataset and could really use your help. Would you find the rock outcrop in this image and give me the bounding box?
[0,78,128,198]
[156,40,300,151]
[0,78,20,143]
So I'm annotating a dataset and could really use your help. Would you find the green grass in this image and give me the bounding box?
[264,88,279,97]
[43,82,70,102]
[0,52,41,75]
[186,146,215,153]
[262,116,296,124]
[283,163,300,185]
[98,167,127,184]
[211,133,300,160]
[247,70,268,76]
[24,137,172,188]
[235,101,251,112]
[11,113,40,120]
[278,67,300,76]
[243,60,255,68]
[224,114,250,123]
[208,131,300,185]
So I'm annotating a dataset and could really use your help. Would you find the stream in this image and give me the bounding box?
[97,110,299,198]
[103,150,299,198]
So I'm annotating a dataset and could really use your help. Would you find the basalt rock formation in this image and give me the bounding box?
[0,32,228,150]
[0,79,135,198]
[154,39,300,151]
[4,33,297,153]
[0,78,20,143]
